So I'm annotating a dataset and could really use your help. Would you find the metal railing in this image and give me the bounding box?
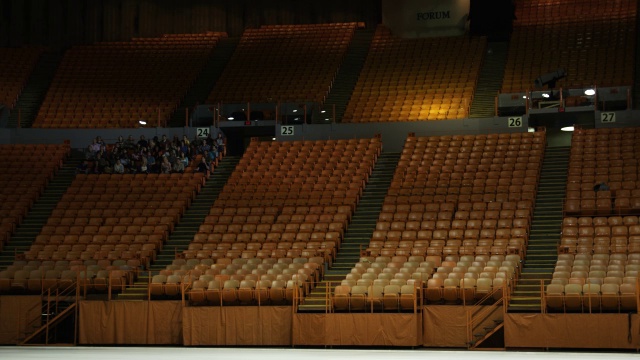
[465,280,508,348]
[325,280,423,314]
[18,278,80,345]
[540,278,640,314]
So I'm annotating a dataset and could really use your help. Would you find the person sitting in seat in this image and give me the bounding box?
[179,152,189,168]
[96,154,110,173]
[215,132,225,155]
[161,157,172,174]
[137,135,148,149]
[179,140,190,157]
[125,135,136,148]
[76,160,90,174]
[146,152,157,173]
[172,158,185,173]
[87,138,101,158]
[139,157,149,174]
[594,182,609,192]
[113,159,125,174]
[196,157,210,173]
[204,150,216,165]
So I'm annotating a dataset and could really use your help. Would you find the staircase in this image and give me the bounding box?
[467,302,505,349]
[321,29,374,123]
[508,146,569,312]
[634,0,640,109]
[468,41,509,118]
[167,38,239,127]
[116,155,240,300]
[19,287,78,345]
[7,51,62,128]
[0,150,84,269]
[297,152,400,312]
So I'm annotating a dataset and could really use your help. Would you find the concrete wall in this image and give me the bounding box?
[1,110,639,153]
[274,116,531,152]
[2,127,222,149]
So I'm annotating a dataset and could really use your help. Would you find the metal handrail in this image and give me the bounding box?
[19,278,80,345]
[541,279,640,314]
[324,280,421,314]
[466,281,506,348]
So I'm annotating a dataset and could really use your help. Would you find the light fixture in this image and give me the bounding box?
[320,110,326,113]
[541,93,550,98]
[561,126,575,132]
[292,109,298,113]
[324,118,330,121]
[522,95,527,99]
[293,117,300,121]
[227,117,234,120]
[138,120,147,125]
[584,89,595,96]
[272,137,276,141]
[527,127,535,133]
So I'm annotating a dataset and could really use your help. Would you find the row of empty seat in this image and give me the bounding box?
[332,283,420,312]
[0,265,132,294]
[332,132,543,311]
[503,0,636,93]
[333,254,518,311]
[553,125,640,311]
[515,0,633,25]
[545,282,637,313]
[343,25,485,122]
[1,171,208,292]
[0,144,70,250]
[33,32,226,128]
[154,257,323,304]
[208,23,356,105]
[0,47,43,110]
[386,132,544,205]
[173,138,381,304]
[560,226,640,252]
[565,127,640,216]
[552,253,640,283]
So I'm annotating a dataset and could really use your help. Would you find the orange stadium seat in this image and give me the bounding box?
[208,23,357,106]
[32,32,226,128]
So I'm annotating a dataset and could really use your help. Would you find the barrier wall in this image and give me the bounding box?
[0,298,636,349]
[505,313,640,349]
[293,313,422,346]
[3,111,640,154]
[78,301,182,345]
[0,296,41,344]
[422,305,470,347]
[182,306,292,346]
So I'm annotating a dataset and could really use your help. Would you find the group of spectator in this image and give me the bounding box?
[78,132,225,175]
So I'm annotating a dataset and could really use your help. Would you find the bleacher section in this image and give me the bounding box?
[0,144,70,252]
[342,25,486,122]
[32,32,226,128]
[0,172,205,295]
[502,0,636,93]
[333,132,546,311]
[207,23,357,105]
[548,127,640,313]
[152,138,382,305]
[0,47,43,110]
[565,128,640,216]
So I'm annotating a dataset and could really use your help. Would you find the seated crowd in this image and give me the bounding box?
[79,132,225,175]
